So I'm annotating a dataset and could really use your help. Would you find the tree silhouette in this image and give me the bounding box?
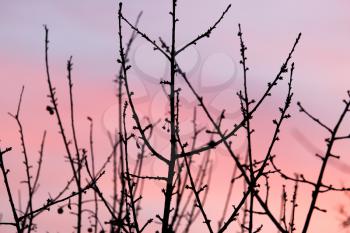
[1,1,350,233]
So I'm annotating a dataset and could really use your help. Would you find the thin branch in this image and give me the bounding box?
[175,4,231,55]
[114,11,142,231]
[117,4,169,165]
[122,101,141,233]
[302,92,350,233]
[297,102,332,133]
[66,56,83,233]
[177,32,301,158]
[0,147,21,232]
[8,86,35,232]
[128,173,167,181]
[43,25,79,188]
[32,131,47,196]
[18,173,102,223]
[87,117,98,233]
[289,176,298,233]
[237,24,254,233]
[119,11,170,61]
[175,29,299,233]
[217,159,239,229]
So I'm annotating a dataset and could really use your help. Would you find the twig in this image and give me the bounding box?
[128,173,167,181]
[302,91,350,233]
[177,47,291,233]
[66,56,83,233]
[0,147,21,232]
[18,173,102,223]
[289,177,298,233]
[87,117,98,233]
[177,33,301,158]
[32,131,47,196]
[175,95,213,233]
[117,3,168,165]
[8,86,35,232]
[114,11,142,232]
[297,102,332,133]
[218,159,239,229]
[237,24,254,233]
[122,101,141,233]
[119,10,170,60]
[175,4,231,55]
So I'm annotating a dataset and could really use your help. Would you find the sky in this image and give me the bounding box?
[1,0,350,232]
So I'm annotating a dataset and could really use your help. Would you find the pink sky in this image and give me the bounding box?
[1,0,350,232]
